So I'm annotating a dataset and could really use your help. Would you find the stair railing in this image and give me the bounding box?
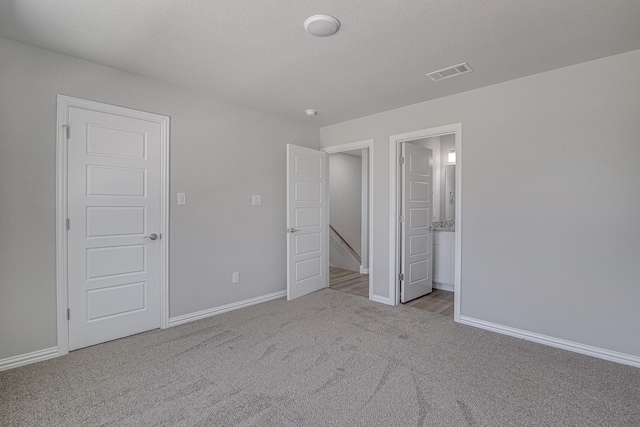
[329,224,361,263]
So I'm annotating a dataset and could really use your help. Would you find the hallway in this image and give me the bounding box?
[329,267,454,316]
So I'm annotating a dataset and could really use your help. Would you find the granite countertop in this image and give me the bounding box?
[433,220,455,232]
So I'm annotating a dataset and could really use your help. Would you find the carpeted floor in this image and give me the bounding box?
[1,289,639,426]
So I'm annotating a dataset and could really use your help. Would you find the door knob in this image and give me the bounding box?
[288,228,300,233]
[144,233,158,240]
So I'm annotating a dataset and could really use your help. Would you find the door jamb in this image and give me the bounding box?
[323,140,375,302]
[55,95,170,357]
[389,124,462,321]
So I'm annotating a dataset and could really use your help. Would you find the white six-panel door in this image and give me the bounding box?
[401,143,433,303]
[286,144,328,300]
[67,106,162,350]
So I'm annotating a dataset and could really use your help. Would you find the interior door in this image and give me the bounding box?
[401,143,433,303]
[286,144,328,300]
[67,106,162,350]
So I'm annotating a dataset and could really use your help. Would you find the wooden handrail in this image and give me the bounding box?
[329,224,361,263]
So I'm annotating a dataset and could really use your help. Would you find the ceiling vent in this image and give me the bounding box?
[426,62,473,82]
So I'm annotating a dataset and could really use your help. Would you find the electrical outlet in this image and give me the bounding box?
[252,195,262,206]
[232,272,239,284]
[177,192,186,205]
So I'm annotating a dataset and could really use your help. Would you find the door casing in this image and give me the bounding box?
[389,124,462,321]
[55,95,170,356]
[323,140,375,302]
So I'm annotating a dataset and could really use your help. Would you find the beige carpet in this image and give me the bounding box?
[1,289,638,426]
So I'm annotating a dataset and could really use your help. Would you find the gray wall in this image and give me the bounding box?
[329,153,362,254]
[320,49,640,357]
[0,37,319,359]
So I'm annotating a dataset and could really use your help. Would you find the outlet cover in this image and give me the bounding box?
[177,192,186,205]
[252,195,262,206]
[232,272,239,283]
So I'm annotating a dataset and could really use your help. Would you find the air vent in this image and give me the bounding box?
[426,62,473,82]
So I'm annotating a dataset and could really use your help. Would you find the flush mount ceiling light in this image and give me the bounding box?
[305,109,318,117]
[304,15,340,37]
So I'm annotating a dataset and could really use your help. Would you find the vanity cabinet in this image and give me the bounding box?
[433,231,455,291]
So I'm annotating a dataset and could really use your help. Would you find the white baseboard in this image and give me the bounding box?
[459,316,640,368]
[359,266,369,274]
[370,294,393,306]
[169,290,286,327]
[433,282,454,292]
[0,347,59,372]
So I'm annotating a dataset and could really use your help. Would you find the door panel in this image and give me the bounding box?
[87,207,145,237]
[67,106,161,350]
[287,144,328,300]
[401,143,433,303]
[87,124,146,159]
[87,165,146,196]
[296,233,322,255]
[86,245,146,279]
[87,282,146,321]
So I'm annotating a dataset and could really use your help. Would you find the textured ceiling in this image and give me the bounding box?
[1,0,639,126]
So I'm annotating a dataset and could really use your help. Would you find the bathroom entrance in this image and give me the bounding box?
[389,124,461,319]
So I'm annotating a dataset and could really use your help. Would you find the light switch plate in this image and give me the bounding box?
[177,192,186,205]
[252,195,262,206]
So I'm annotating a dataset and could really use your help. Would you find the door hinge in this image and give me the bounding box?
[67,308,70,320]
[62,124,70,139]
[399,273,404,281]
[66,218,70,230]
[399,156,405,165]
[399,214,405,223]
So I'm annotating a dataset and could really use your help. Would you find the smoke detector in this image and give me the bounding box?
[304,15,340,37]
[426,63,473,82]
[305,109,318,117]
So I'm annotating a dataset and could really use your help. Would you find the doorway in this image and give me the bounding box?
[55,95,170,355]
[389,124,462,321]
[324,140,374,301]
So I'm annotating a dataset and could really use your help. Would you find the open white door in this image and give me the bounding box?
[401,143,433,303]
[286,144,328,300]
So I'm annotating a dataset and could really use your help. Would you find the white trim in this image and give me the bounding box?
[169,291,286,327]
[56,95,170,356]
[433,283,454,292]
[370,295,393,306]
[360,149,369,271]
[55,98,69,357]
[323,140,376,301]
[323,139,373,154]
[453,128,462,322]
[0,347,58,372]
[460,316,640,368]
[389,124,462,322]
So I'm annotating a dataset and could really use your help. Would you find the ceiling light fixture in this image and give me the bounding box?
[305,109,318,117]
[304,15,340,37]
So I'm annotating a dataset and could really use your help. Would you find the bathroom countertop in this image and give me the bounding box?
[433,220,455,232]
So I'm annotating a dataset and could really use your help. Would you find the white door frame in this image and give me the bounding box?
[389,124,462,321]
[55,95,170,356]
[323,140,376,302]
